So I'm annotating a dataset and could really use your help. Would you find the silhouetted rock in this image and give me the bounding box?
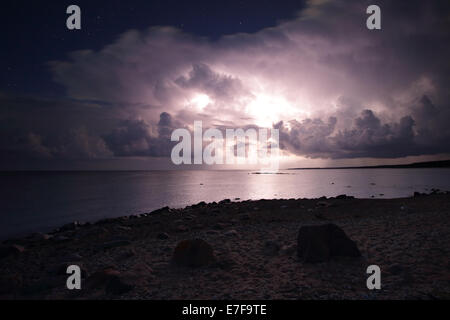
[173,239,215,267]
[336,194,354,200]
[193,201,206,208]
[297,224,361,263]
[151,206,170,215]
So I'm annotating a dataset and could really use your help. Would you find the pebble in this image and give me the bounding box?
[224,230,238,236]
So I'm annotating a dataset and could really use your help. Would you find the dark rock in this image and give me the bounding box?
[240,214,251,221]
[213,223,227,230]
[263,240,280,256]
[87,267,120,287]
[176,225,189,232]
[101,239,131,250]
[194,201,207,208]
[60,253,83,262]
[0,244,25,259]
[297,224,361,263]
[316,201,330,207]
[280,244,296,255]
[173,239,215,267]
[105,276,134,295]
[157,232,170,240]
[214,256,236,270]
[387,264,406,275]
[117,248,136,260]
[87,267,133,295]
[219,199,231,204]
[336,194,354,200]
[314,213,327,220]
[224,230,238,236]
[116,225,132,231]
[151,206,170,215]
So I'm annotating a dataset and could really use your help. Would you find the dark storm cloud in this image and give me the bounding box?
[103,112,182,157]
[1,0,450,168]
[278,109,417,159]
[277,101,450,159]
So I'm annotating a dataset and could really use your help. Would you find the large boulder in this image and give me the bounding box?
[173,239,215,267]
[297,224,361,263]
[87,267,134,295]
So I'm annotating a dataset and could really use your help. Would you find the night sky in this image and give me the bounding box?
[1,0,450,170]
[1,0,304,96]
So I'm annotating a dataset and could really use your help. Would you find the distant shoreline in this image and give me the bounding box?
[1,159,450,173]
[288,159,450,170]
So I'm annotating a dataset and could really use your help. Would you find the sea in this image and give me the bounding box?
[1,168,450,239]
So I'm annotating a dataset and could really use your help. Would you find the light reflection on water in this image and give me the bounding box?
[1,168,449,238]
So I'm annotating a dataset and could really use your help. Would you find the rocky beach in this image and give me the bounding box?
[1,192,449,300]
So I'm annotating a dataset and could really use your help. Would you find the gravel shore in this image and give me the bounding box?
[1,193,449,299]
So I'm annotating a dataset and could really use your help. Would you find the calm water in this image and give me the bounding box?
[1,169,450,239]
